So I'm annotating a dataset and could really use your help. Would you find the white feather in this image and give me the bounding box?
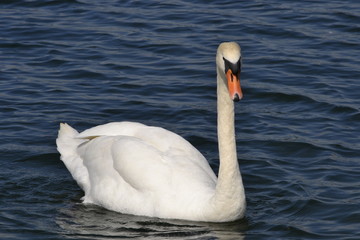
[57,42,246,222]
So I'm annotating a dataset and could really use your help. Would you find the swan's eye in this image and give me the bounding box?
[223,57,241,75]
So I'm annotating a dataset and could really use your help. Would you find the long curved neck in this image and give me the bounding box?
[212,67,246,220]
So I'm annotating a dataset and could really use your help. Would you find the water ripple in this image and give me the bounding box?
[1,0,359,239]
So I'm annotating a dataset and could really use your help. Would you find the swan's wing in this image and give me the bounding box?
[111,135,173,191]
[59,122,217,217]
[77,122,217,183]
[77,133,216,216]
[74,135,146,215]
[110,134,217,192]
[77,122,146,139]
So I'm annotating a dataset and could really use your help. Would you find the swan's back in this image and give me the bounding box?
[57,122,218,220]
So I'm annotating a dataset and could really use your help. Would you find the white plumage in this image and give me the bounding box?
[57,42,246,222]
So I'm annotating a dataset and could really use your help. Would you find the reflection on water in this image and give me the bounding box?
[57,204,247,239]
[1,0,359,239]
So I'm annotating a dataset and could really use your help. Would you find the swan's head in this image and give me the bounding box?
[216,42,243,102]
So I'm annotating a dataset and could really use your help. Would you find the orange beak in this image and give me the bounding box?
[226,69,243,101]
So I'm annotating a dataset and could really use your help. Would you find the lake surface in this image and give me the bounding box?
[1,0,359,239]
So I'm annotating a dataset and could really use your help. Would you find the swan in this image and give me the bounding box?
[56,42,246,222]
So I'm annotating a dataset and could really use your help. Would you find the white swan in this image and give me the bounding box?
[56,42,246,222]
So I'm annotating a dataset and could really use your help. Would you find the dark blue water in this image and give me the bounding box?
[1,0,360,239]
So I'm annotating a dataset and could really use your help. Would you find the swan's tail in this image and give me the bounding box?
[56,123,89,192]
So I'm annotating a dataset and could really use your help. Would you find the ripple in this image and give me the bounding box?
[1,0,359,239]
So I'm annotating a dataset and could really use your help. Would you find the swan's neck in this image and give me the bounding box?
[212,69,246,220]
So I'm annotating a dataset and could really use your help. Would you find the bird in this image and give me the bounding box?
[56,42,246,222]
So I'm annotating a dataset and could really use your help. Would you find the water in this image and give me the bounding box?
[1,0,359,239]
